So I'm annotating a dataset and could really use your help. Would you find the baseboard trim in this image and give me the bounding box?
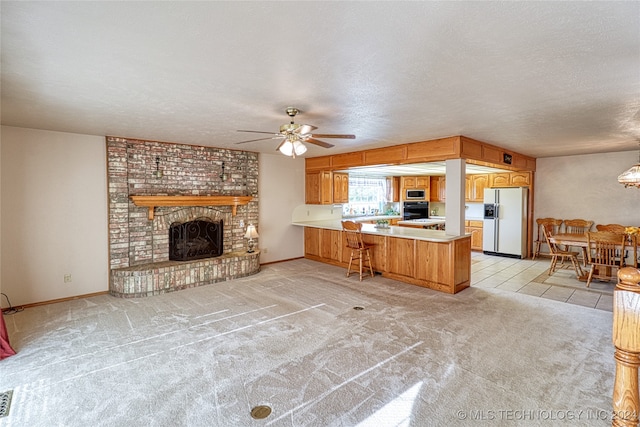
[2,291,110,312]
[260,256,305,266]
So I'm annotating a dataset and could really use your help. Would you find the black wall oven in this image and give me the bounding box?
[403,201,430,220]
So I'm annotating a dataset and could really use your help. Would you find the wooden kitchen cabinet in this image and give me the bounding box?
[385,237,415,277]
[430,176,446,202]
[306,227,386,272]
[332,172,349,204]
[320,228,343,261]
[465,220,483,251]
[401,175,430,200]
[509,172,531,186]
[466,174,488,202]
[415,240,450,283]
[303,224,472,294]
[306,170,349,205]
[489,171,531,188]
[305,171,333,204]
[349,233,386,272]
[304,227,322,257]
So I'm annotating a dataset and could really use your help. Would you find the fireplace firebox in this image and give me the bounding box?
[169,219,223,261]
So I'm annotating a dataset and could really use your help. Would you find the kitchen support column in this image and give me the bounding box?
[444,159,465,236]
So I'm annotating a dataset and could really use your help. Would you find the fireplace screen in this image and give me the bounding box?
[169,219,223,261]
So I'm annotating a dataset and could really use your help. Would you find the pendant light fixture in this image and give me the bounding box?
[618,141,640,188]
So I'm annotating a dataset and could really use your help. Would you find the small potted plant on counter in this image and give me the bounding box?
[375,219,390,229]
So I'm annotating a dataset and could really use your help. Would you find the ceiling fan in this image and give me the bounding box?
[235,107,356,157]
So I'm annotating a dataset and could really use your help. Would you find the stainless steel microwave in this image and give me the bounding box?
[405,189,426,200]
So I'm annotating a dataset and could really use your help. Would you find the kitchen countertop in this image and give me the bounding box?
[292,220,470,242]
[397,218,446,226]
[341,215,402,222]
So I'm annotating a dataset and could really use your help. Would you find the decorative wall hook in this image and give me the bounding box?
[220,161,227,181]
[153,156,163,179]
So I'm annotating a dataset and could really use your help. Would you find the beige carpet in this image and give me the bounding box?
[0,259,613,426]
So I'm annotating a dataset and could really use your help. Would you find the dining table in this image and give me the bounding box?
[549,233,639,281]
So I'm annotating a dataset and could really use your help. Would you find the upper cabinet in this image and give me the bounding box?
[305,171,349,205]
[430,176,446,202]
[304,136,536,205]
[489,172,531,188]
[333,172,349,204]
[305,171,333,204]
[466,174,488,202]
[401,176,430,200]
[401,176,429,189]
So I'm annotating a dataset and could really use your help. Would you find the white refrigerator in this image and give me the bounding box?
[482,187,528,259]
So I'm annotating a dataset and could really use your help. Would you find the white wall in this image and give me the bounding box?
[1,126,109,307]
[535,151,640,226]
[258,153,305,263]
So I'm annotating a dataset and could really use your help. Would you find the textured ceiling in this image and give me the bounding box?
[2,1,639,159]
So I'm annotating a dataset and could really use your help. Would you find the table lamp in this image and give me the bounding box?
[244,224,259,253]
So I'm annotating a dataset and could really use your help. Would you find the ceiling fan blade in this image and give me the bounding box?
[237,130,281,135]
[305,138,335,149]
[310,133,356,139]
[296,124,318,135]
[275,138,287,152]
[235,136,282,144]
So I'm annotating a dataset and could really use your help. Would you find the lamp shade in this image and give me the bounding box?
[244,224,259,239]
[278,140,307,157]
[618,163,640,188]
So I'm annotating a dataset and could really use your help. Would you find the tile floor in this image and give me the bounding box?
[471,252,614,311]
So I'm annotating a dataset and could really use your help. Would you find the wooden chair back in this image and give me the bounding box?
[537,218,563,238]
[595,223,626,233]
[541,223,584,277]
[533,218,563,259]
[586,231,626,268]
[540,223,561,254]
[342,220,366,250]
[564,219,594,234]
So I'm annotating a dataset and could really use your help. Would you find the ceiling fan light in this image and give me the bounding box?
[293,140,307,155]
[278,140,294,156]
[278,140,307,157]
[618,163,640,188]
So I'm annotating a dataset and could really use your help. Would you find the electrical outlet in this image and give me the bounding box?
[263,248,268,254]
[64,274,72,283]
[239,220,245,228]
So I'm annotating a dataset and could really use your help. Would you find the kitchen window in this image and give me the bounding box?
[345,176,389,215]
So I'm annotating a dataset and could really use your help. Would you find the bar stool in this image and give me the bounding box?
[341,220,374,281]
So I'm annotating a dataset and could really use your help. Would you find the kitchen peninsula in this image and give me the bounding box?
[292,206,471,294]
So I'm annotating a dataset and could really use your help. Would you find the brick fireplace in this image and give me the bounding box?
[106,136,260,297]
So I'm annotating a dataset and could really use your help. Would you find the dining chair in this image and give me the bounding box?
[341,220,374,281]
[563,219,594,265]
[541,223,584,278]
[595,223,626,233]
[596,224,630,262]
[533,218,563,259]
[585,231,627,287]
[626,232,639,269]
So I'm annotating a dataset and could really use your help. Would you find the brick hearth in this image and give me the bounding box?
[110,251,260,297]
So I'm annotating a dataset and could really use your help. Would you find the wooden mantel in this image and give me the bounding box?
[130,195,253,220]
